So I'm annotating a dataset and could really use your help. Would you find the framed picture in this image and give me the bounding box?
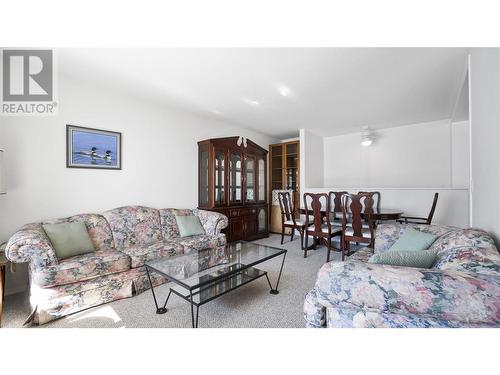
[66,125,122,169]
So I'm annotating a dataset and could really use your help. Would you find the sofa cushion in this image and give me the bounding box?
[388,227,437,252]
[368,249,438,268]
[374,223,456,254]
[43,213,115,252]
[32,250,131,288]
[159,208,194,239]
[43,222,96,260]
[175,215,206,237]
[120,241,184,268]
[103,206,163,249]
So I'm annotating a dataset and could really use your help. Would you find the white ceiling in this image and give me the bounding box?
[59,48,469,139]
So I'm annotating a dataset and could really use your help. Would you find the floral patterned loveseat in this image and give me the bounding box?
[304,223,500,328]
[5,206,228,325]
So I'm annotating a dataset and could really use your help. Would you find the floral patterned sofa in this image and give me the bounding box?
[304,223,500,328]
[5,206,228,325]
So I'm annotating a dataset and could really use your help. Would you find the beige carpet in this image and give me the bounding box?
[2,234,348,328]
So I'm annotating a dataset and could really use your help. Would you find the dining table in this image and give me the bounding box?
[300,207,404,223]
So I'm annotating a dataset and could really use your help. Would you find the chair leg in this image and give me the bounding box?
[341,237,345,261]
[326,236,332,263]
[347,241,351,257]
[290,227,294,242]
[280,224,285,245]
[304,233,308,258]
[299,230,304,250]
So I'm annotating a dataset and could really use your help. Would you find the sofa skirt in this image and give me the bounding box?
[28,245,227,325]
[29,267,167,325]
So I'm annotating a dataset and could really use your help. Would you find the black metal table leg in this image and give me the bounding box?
[190,290,196,328]
[146,266,170,314]
[269,252,287,295]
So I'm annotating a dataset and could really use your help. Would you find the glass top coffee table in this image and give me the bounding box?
[144,241,287,328]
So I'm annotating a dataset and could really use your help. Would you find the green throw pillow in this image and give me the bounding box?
[43,221,95,260]
[388,227,437,252]
[368,249,438,268]
[175,215,206,238]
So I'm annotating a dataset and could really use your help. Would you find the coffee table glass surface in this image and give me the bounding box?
[144,241,287,327]
[146,240,285,290]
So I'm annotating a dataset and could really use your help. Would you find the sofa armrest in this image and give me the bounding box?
[310,260,500,326]
[5,223,58,269]
[193,209,229,236]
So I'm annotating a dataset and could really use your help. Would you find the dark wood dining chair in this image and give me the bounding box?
[303,193,343,262]
[397,193,439,225]
[278,191,310,249]
[341,193,375,261]
[358,191,381,212]
[328,191,349,224]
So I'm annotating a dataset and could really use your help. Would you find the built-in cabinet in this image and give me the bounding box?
[268,140,300,233]
[198,137,269,242]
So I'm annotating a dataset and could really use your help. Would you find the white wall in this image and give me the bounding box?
[469,49,500,245]
[0,75,277,294]
[300,119,470,228]
[323,120,469,188]
[299,129,324,195]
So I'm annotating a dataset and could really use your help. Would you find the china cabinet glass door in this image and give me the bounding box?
[199,149,209,206]
[244,155,256,203]
[257,157,266,202]
[229,151,242,204]
[214,149,226,205]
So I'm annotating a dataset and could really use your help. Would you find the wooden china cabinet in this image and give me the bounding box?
[197,137,269,242]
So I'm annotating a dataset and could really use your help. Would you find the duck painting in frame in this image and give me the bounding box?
[66,125,122,169]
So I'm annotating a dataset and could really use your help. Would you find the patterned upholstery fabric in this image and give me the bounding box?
[325,307,497,328]
[347,247,373,262]
[159,208,194,239]
[120,241,184,268]
[305,223,500,328]
[193,209,229,236]
[32,268,166,325]
[32,250,131,287]
[174,234,223,254]
[43,213,115,251]
[6,222,59,268]
[103,206,163,249]
[433,246,500,276]
[374,223,456,254]
[4,205,229,325]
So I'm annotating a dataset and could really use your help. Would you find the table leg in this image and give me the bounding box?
[146,266,169,314]
[266,252,287,295]
[189,291,198,328]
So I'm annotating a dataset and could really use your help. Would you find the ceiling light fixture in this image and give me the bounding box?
[278,85,291,97]
[361,127,374,146]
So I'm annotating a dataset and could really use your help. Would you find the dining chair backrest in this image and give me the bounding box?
[342,193,372,237]
[303,192,331,235]
[426,192,439,224]
[358,191,381,213]
[278,191,295,225]
[328,191,349,220]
